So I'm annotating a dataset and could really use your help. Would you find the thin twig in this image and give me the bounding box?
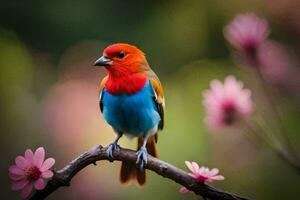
[243,68,300,174]
[29,145,251,200]
[256,69,298,159]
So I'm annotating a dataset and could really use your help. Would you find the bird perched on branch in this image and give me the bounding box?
[94,43,165,186]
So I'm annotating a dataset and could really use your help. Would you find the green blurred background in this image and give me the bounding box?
[1,0,299,199]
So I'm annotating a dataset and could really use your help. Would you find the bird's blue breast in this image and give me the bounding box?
[101,80,160,136]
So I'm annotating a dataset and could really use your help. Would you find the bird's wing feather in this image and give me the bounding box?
[98,76,108,113]
[148,70,165,131]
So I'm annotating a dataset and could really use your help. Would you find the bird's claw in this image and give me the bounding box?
[136,147,148,171]
[106,143,120,162]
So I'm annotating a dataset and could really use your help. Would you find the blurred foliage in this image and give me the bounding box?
[0,0,299,199]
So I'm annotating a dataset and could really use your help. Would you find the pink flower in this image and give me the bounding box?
[9,147,55,199]
[180,161,225,194]
[224,13,269,54]
[203,76,253,129]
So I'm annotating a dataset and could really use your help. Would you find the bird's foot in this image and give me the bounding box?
[136,147,148,170]
[106,142,120,162]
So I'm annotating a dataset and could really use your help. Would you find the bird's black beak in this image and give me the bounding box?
[94,56,112,66]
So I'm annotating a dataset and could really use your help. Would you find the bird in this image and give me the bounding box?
[94,43,165,186]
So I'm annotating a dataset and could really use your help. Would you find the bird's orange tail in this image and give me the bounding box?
[120,135,158,186]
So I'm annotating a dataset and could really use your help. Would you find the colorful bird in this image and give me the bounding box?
[94,43,165,186]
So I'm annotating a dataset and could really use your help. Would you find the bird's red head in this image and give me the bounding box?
[95,43,150,94]
[94,43,149,78]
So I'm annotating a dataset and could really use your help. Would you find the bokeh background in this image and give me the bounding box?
[1,0,300,199]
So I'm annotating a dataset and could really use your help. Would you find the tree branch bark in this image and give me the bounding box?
[29,145,252,200]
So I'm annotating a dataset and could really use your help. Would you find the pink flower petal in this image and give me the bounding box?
[209,168,219,176]
[9,165,25,176]
[15,156,30,170]
[9,172,25,181]
[185,161,195,173]
[34,147,45,167]
[191,162,200,172]
[211,175,225,180]
[198,167,205,174]
[20,183,33,199]
[185,161,200,174]
[11,179,29,191]
[42,170,54,179]
[25,149,34,163]
[40,158,55,172]
[179,187,190,194]
[34,178,46,190]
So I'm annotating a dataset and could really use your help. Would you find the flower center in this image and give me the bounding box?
[222,102,236,125]
[243,40,258,62]
[197,174,209,182]
[25,165,41,181]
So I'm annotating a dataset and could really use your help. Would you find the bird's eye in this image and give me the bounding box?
[115,51,125,59]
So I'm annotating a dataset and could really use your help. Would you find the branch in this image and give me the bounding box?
[29,145,252,200]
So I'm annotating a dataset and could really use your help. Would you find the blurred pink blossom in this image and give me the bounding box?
[43,80,99,145]
[180,161,224,194]
[203,76,253,129]
[257,40,297,85]
[224,13,269,55]
[9,147,55,199]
